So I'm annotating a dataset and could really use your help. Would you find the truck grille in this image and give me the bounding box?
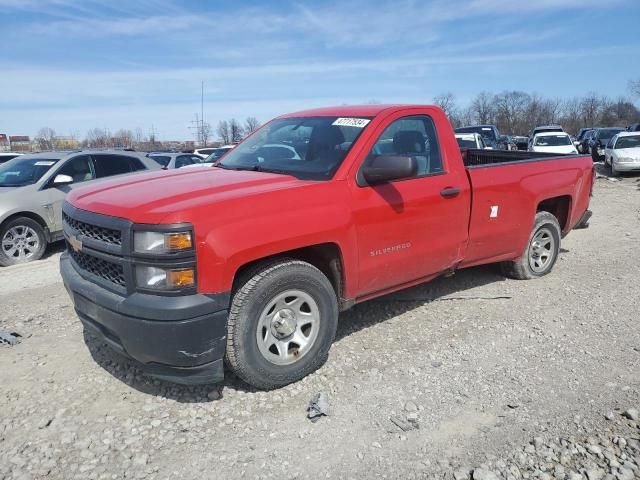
[63,212,122,246]
[68,246,126,287]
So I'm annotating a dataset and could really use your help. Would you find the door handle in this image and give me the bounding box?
[440,187,461,198]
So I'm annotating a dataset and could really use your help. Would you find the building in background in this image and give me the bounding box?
[9,136,31,152]
[54,136,81,150]
[0,134,10,152]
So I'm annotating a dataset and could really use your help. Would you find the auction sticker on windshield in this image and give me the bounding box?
[332,118,370,128]
[34,161,55,166]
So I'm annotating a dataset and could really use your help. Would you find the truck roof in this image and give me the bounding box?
[279,104,422,118]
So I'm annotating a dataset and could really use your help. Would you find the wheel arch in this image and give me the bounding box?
[536,195,572,234]
[231,242,349,310]
[1,211,51,241]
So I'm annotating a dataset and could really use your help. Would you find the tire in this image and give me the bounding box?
[610,159,619,177]
[225,259,339,390]
[0,217,47,267]
[501,212,561,280]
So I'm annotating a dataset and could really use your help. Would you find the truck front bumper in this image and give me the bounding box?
[61,253,229,385]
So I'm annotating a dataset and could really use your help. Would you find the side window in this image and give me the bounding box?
[92,154,133,178]
[175,155,195,168]
[128,156,147,171]
[57,155,95,184]
[190,155,204,163]
[365,115,443,177]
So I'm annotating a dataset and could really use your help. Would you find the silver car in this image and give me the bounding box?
[0,150,160,266]
[146,152,206,169]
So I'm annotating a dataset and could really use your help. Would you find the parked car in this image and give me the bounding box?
[627,123,640,132]
[193,147,219,158]
[182,145,237,169]
[575,128,593,153]
[578,129,596,155]
[60,104,594,389]
[530,125,564,137]
[0,152,23,164]
[496,135,517,151]
[454,125,500,148]
[512,136,529,151]
[604,132,640,176]
[455,133,487,150]
[588,127,625,161]
[529,132,578,155]
[0,150,160,266]
[147,152,206,169]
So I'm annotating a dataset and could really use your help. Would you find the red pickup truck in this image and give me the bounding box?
[60,105,594,389]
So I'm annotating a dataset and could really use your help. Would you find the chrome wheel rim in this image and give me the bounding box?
[256,290,320,365]
[528,227,555,273]
[2,225,40,261]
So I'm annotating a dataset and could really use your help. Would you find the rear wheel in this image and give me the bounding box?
[0,217,47,266]
[502,212,561,280]
[225,259,339,390]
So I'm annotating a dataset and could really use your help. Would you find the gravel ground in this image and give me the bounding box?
[1,168,639,480]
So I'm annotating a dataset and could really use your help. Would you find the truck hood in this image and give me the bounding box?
[66,168,313,223]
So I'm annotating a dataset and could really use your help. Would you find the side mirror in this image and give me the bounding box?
[362,155,418,185]
[52,174,74,186]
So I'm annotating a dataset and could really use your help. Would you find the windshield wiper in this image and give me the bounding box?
[217,163,289,175]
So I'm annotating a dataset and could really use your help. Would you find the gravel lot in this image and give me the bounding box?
[1,168,639,480]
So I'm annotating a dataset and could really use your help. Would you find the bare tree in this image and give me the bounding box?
[432,92,457,118]
[470,91,495,125]
[35,127,56,151]
[629,78,640,98]
[244,117,260,134]
[493,91,530,134]
[86,128,109,148]
[229,118,243,143]
[217,120,230,144]
[201,122,212,146]
[114,129,134,149]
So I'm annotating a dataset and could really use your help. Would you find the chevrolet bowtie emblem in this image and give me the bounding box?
[68,234,82,252]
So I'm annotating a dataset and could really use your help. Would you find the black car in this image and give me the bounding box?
[496,135,517,151]
[627,123,640,132]
[588,128,625,161]
[511,136,529,151]
[575,128,593,153]
[454,125,500,149]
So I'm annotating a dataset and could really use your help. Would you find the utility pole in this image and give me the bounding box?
[201,80,204,146]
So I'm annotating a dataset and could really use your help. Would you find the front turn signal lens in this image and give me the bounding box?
[167,268,195,288]
[135,266,196,290]
[165,232,193,251]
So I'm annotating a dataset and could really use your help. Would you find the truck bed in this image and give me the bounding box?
[462,149,576,168]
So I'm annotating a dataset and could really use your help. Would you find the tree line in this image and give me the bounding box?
[433,88,640,136]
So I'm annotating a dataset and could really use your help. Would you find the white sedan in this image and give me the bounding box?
[604,132,640,175]
[529,132,577,155]
[455,133,488,150]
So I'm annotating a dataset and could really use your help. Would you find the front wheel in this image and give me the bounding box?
[225,259,339,390]
[0,217,47,267]
[502,212,561,280]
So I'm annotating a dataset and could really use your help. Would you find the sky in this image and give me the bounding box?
[1,0,639,140]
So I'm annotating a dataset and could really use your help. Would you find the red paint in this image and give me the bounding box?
[67,106,593,303]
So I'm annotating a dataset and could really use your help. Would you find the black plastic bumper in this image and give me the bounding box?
[61,253,228,385]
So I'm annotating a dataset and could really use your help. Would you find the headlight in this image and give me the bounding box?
[134,231,193,254]
[617,157,633,163]
[135,266,195,290]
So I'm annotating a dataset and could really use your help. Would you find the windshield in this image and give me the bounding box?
[0,157,60,187]
[149,155,171,167]
[598,128,624,141]
[455,126,497,142]
[217,116,371,180]
[456,138,477,149]
[535,135,571,146]
[615,135,640,149]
